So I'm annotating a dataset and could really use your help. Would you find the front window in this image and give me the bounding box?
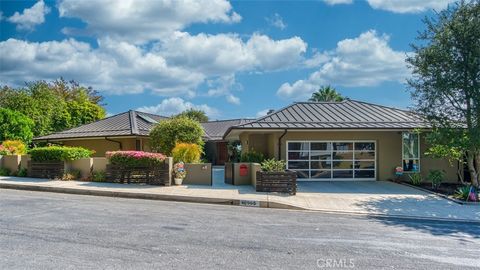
[402,132,420,172]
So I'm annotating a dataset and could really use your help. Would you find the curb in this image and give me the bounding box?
[394,181,480,205]
[0,182,303,210]
[1,182,479,224]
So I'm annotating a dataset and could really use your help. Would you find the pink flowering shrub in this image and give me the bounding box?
[106,151,167,167]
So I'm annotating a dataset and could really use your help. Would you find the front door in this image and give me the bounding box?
[216,142,228,165]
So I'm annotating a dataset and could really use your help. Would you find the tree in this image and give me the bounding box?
[406,1,480,187]
[175,108,209,122]
[0,79,106,137]
[0,108,34,143]
[309,86,345,102]
[149,117,204,155]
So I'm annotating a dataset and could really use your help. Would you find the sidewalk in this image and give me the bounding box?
[1,170,479,222]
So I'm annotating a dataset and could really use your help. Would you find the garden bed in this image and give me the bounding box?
[398,181,479,204]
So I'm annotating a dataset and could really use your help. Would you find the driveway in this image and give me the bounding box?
[279,181,480,221]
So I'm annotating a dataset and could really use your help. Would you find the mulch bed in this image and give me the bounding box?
[416,183,463,197]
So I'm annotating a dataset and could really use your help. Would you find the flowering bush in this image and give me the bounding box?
[0,140,27,155]
[173,162,186,179]
[106,151,167,167]
[171,143,202,163]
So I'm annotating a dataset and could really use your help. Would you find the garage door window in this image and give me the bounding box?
[287,141,376,180]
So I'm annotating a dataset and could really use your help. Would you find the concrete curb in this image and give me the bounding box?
[2,182,479,224]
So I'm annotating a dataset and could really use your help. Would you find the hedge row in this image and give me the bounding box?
[28,146,94,162]
[106,151,167,167]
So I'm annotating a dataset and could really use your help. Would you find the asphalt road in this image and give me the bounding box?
[1,189,479,270]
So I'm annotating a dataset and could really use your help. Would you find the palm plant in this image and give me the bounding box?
[309,86,345,102]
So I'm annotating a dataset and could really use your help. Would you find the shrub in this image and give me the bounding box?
[454,185,473,200]
[261,159,286,172]
[408,172,423,186]
[240,151,265,163]
[171,143,202,163]
[0,140,27,155]
[62,169,81,181]
[29,146,94,162]
[0,108,34,143]
[0,167,11,176]
[106,151,167,167]
[91,171,106,182]
[427,169,445,190]
[17,167,28,177]
[149,117,204,155]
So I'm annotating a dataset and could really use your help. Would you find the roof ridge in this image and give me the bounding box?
[129,110,139,135]
[347,99,416,114]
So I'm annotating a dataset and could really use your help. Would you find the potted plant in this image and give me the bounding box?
[256,158,297,195]
[173,161,186,185]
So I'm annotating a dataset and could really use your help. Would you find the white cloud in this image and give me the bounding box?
[266,13,286,30]
[58,0,241,43]
[304,50,329,68]
[7,0,50,30]
[161,32,307,75]
[0,38,204,95]
[278,30,409,99]
[366,0,456,13]
[324,0,456,13]
[256,109,271,118]
[136,97,219,118]
[206,75,241,105]
[323,0,353,5]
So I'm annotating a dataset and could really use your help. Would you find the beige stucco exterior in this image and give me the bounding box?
[239,130,458,182]
[60,137,150,157]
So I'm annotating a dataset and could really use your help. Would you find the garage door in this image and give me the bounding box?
[286,141,376,181]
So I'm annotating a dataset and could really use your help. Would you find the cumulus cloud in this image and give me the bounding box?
[58,0,241,42]
[278,30,409,99]
[266,13,286,30]
[325,0,456,13]
[206,75,242,105]
[0,38,204,95]
[7,0,50,30]
[136,97,219,118]
[161,32,307,75]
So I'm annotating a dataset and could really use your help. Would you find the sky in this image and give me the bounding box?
[0,0,458,119]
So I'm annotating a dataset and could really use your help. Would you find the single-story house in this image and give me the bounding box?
[33,110,250,165]
[223,100,458,182]
[34,100,459,182]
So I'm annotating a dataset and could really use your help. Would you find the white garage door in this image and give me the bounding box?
[286,141,376,181]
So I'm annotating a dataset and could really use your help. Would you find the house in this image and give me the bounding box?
[33,110,250,165]
[223,100,458,182]
[34,100,458,182]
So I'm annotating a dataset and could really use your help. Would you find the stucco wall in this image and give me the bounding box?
[240,130,458,182]
[62,138,148,157]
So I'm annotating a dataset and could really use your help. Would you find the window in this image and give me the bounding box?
[402,132,420,172]
[287,141,376,180]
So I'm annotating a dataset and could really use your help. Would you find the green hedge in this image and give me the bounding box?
[28,146,94,162]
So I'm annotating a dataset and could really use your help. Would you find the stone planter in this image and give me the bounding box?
[174,178,184,185]
[256,171,297,195]
[182,163,212,185]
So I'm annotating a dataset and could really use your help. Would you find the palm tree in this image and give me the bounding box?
[309,86,345,102]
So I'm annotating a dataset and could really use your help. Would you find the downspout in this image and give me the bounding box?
[105,137,123,150]
[278,129,288,160]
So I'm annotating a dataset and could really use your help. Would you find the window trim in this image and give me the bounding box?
[401,132,421,173]
[286,140,376,181]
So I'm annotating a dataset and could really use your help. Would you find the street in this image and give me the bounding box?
[1,189,479,270]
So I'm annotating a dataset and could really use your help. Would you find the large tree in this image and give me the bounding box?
[309,85,345,102]
[406,1,480,187]
[0,79,106,137]
[0,108,34,143]
[174,108,209,122]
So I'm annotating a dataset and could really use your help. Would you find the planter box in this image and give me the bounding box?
[2,155,21,173]
[105,162,170,186]
[183,163,212,185]
[29,161,65,179]
[256,171,297,195]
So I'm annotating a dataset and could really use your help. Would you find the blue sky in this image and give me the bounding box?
[0,0,456,119]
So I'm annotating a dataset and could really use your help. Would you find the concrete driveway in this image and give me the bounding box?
[278,181,480,221]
